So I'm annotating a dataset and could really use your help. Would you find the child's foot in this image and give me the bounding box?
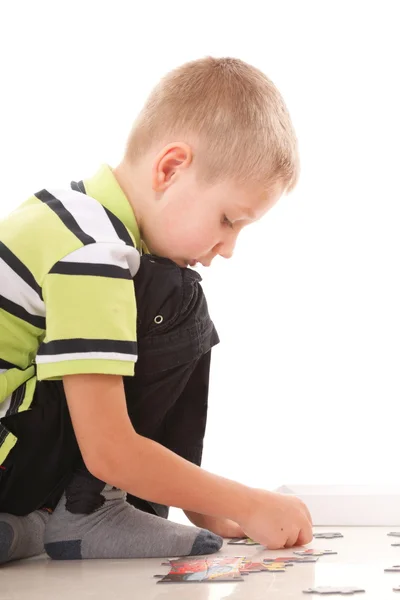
[0,510,49,565]
[44,470,223,560]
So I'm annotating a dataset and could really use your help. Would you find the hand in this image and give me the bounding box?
[185,510,246,538]
[201,516,247,539]
[236,489,313,550]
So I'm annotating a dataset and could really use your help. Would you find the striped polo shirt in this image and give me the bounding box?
[0,164,147,464]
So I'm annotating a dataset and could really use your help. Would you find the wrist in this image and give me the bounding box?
[227,482,257,524]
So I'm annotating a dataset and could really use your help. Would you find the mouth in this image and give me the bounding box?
[182,259,198,267]
[183,259,212,268]
[186,260,212,268]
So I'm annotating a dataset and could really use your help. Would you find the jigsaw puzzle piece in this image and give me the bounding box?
[294,549,337,557]
[303,586,365,595]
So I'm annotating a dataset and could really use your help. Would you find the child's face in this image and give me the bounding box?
[141,147,283,268]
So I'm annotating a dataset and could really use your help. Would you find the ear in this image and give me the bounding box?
[152,142,193,192]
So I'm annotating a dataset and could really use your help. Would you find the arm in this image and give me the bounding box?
[183,509,246,538]
[63,373,253,523]
[158,351,245,537]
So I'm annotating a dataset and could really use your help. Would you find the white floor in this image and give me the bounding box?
[2,526,400,599]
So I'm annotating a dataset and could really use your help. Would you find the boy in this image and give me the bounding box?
[0,57,313,564]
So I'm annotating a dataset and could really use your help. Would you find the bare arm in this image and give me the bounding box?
[183,510,246,537]
[63,373,252,523]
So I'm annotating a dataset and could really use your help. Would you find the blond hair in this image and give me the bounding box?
[124,57,300,193]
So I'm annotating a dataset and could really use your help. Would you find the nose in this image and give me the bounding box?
[203,235,237,266]
[201,249,233,267]
[217,235,236,260]
[219,247,234,260]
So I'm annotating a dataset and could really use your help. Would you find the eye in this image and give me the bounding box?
[222,215,234,229]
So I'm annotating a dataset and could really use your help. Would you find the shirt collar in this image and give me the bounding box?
[83,164,148,253]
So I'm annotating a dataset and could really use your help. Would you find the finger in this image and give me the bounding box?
[266,542,283,551]
[304,505,313,525]
[295,527,314,547]
[284,529,300,548]
[267,530,293,550]
[232,524,247,538]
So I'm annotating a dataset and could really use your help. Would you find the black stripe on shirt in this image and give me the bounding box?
[0,357,17,370]
[0,295,45,329]
[49,262,132,279]
[0,242,43,300]
[7,382,26,417]
[70,180,135,249]
[0,423,9,445]
[35,189,96,246]
[103,207,135,248]
[8,388,19,416]
[38,338,137,356]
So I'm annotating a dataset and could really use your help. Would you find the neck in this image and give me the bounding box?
[112,161,147,233]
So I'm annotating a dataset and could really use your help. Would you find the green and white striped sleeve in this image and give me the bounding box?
[37,242,139,380]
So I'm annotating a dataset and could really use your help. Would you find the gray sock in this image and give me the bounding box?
[0,510,49,565]
[44,484,223,560]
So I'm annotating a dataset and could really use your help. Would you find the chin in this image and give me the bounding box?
[173,259,188,268]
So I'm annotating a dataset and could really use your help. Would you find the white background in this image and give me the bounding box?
[1,1,399,497]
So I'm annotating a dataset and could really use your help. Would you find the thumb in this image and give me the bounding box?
[230,521,248,538]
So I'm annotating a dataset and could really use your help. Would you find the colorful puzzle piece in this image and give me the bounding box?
[314,532,343,539]
[160,556,245,567]
[303,586,365,595]
[294,549,338,557]
[155,556,245,583]
[385,565,400,572]
[258,562,287,572]
[228,537,259,545]
[240,560,290,573]
[264,556,319,564]
[263,557,300,564]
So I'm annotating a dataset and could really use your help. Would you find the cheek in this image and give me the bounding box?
[163,210,215,250]
[171,226,206,255]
